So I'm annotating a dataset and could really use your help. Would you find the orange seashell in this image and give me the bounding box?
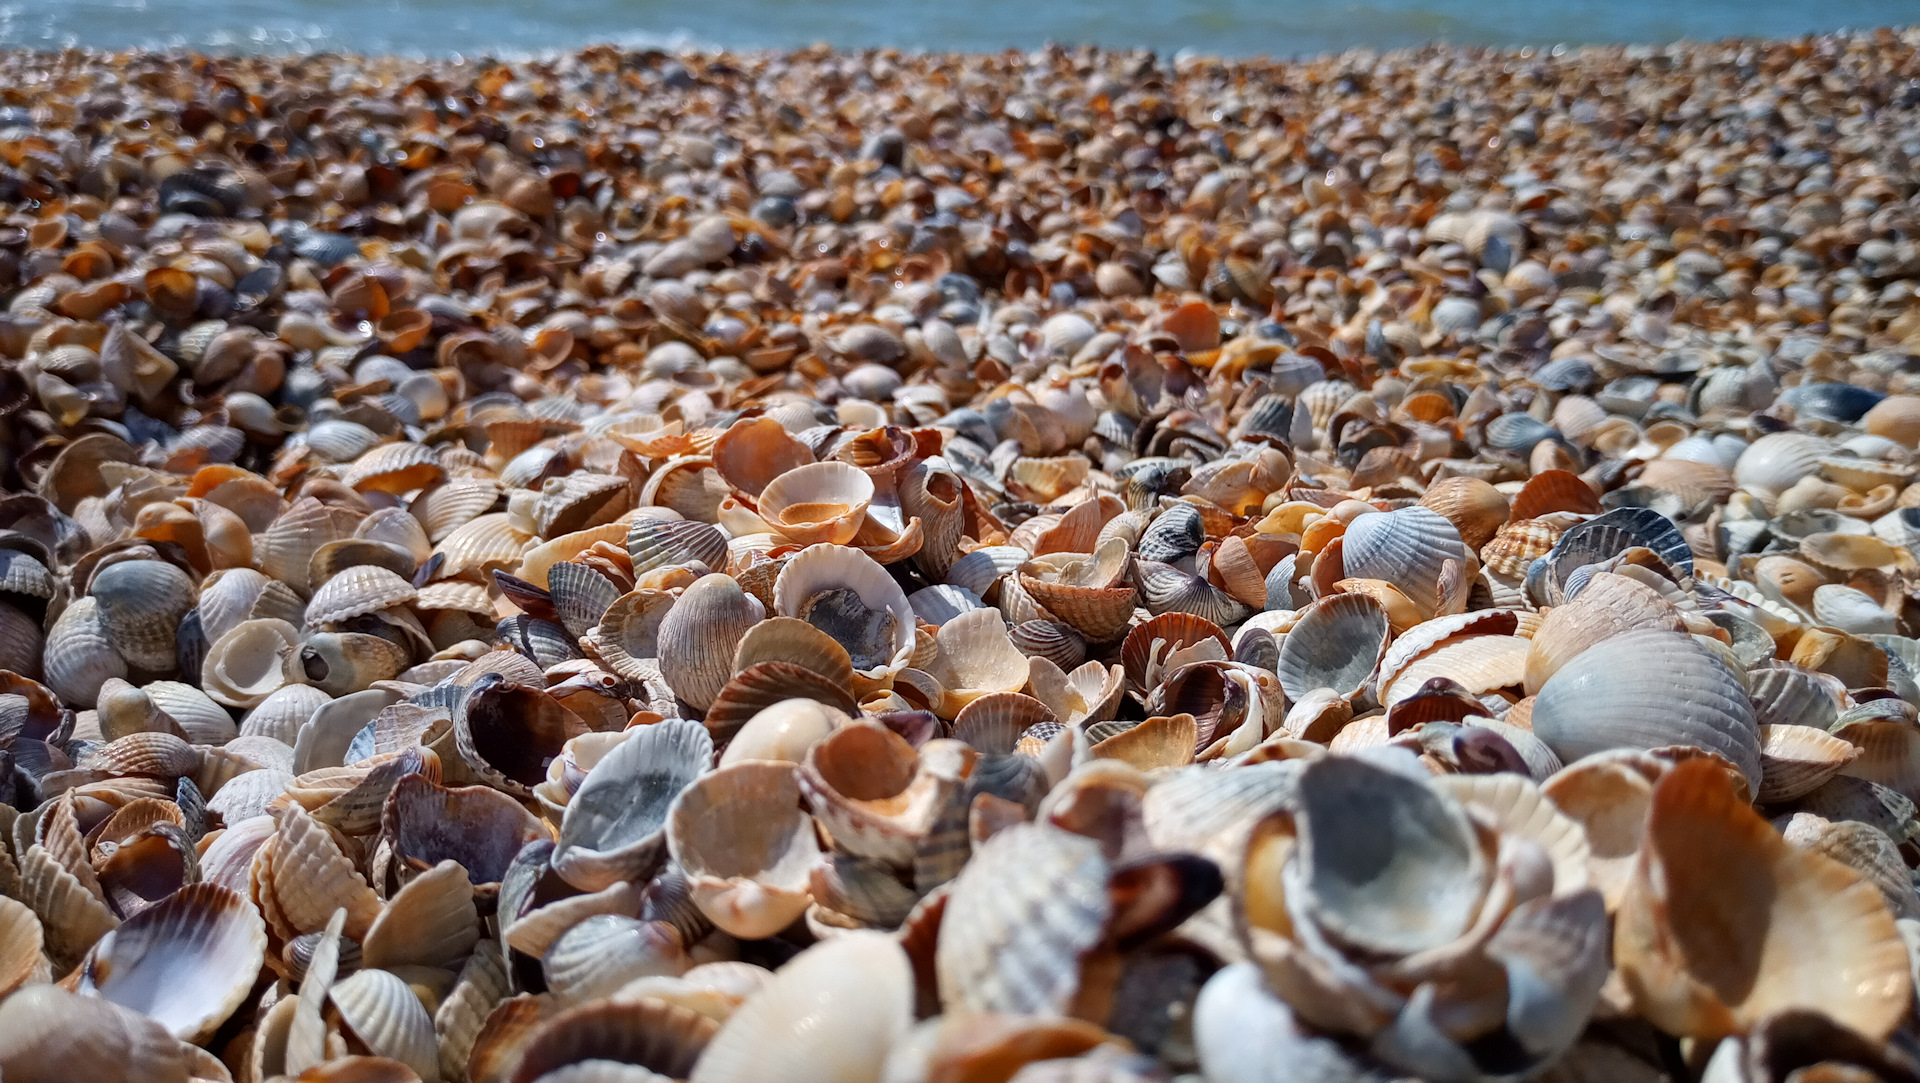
[1509,469,1600,521]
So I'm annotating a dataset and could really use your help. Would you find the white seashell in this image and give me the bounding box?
[1733,431,1836,495]
[690,931,912,1083]
[328,967,442,1081]
[1338,506,1471,618]
[773,544,915,682]
[77,882,266,1044]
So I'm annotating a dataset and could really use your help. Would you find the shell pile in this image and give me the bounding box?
[2,27,1920,1083]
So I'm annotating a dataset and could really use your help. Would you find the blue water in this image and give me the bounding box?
[4,0,1915,56]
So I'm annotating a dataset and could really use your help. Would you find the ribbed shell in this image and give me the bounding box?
[328,968,441,1081]
[935,823,1110,1015]
[1275,592,1390,702]
[1734,432,1836,494]
[1338,506,1470,617]
[92,560,196,672]
[625,517,729,577]
[44,596,126,708]
[1531,629,1762,790]
[305,565,418,625]
[78,882,266,1044]
[689,932,910,1083]
[656,575,766,712]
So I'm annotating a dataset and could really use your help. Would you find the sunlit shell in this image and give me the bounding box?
[306,565,418,625]
[668,761,820,938]
[1274,592,1389,703]
[1338,505,1471,618]
[657,574,767,712]
[77,882,266,1043]
[773,544,915,681]
[1616,760,1911,1040]
[689,932,911,1083]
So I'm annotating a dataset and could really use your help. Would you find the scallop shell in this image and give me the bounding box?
[436,513,535,581]
[543,915,690,1008]
[657,574,766,712]
[1418,476,1509,550]
[264,803,383,942]
[1734,432,1837,495]
[44,596,128,709]
[257,497,366,592]
[77,882,266,1043]
[1616,759,1911,1040]
[1338,506,1471,618]
[1746,664,1842,735]
[0,985,190,1083]
[1274,592,1390,703]
[412,480,505,544]
[343,441,445,494]
[936,822,1110,1015]
[1531,629,1762,794]
[361,858,479,972]
[625,517,729,578]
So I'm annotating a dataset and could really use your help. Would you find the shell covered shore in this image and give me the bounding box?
[2,27,1920,1083]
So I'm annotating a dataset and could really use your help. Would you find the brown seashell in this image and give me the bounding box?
[657,574,766,712]
[1509,469,1600,521]
[1615,759,1911,1041]
[1418,476,1509,550]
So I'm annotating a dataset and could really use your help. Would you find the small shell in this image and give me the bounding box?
[773,544,915,681]
[361,859,479,972]
[625,517,729,578]
[799,725,969,866]
[306,565,418,625]
[1759,724,1862,803]
[544,916,691,1008]
[257,497,366,592]
[936,822,1109,1015]
[1339,506,1471,618]
[1734,432,1836,495]
[554,719,712,892]
[755,461,874,546]
[689,932,911,1083]
[44,596,128,709]
[1418,476,1509,550]
[342,441,444,494]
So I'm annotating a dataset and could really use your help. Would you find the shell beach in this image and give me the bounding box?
[0,27,1918,1083]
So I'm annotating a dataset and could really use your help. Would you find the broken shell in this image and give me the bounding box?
[668,760,821,938]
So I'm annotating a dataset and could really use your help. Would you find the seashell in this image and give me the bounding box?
[307,565,419,625]
[330,968,442,1081]
[77,882,266,1043]
[387,775,546,894]
[624,517,729,578]
[1734,432,1836,496]
[0,985,191,1083]
[288,631,409,697]
[1008,456,1091,503]
[1616,759,1911,1040]
[1811,585,1897,635]
[1418,476,1509,550]
[554,719,712,892]
[510,997,713,1083]
[668,761,820,938]
[436,513,535,581]
[1339,506,1471,618]
[258,498,366,593]
[921,608,1030,717]
[1480,518,1560,578]
[689,932,911,1083]
[1523,571,1687,694]
[543,916,690,1008]
[362,859,479,972]
[1509,469,1601,521]
[773,544,916,682]
[266,803,382,942]
[1133,559,1251,626]
[1274,592,1389,703]
[44,596,128,708]
[343,441,445,494]
[588,589,673,683]
[936,822,1110,1015]
[20,843,119,972]
[799,724,969,866]
[657,574,766,712]
[453,677,591,798]
[1759,724,1862,803]
[1531,629,1761,791]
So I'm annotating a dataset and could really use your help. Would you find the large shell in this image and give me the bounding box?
[936,822,1110,1015]
[773,544,915,681]
[77,882,266,1044]
[555,719,713,892]
[799,724,970,866]
[755,461,874,545]
[668,761,820,938]
[0,985,191,1083]
[1531,629,1762,790]
[1338,506,1471,617]
[91,560,197,672]
[1615,759,1911,1040]
[306,565,418,625]
[1274,592,1390,703]
[1523,571,1686,694]
[689,932,911,1083]
[329,967,442,1081]
[1733,432,1836,495]
[44,596,128,708]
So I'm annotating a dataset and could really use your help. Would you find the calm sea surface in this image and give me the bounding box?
[4,0,1916,56]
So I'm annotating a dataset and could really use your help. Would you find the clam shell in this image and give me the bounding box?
[668,761,821,938]
[1734,432,1836,495]
[689,932,911,1083]
[1531,629,1761,791]
[202,617,299,708]
[265,803,382,942]
[799,725,969,866]
[543,916,690,1007]
[1523,571,1686,694]
[625,517,729,579]
[307,565,418,625]
[555,719,712,892]
[1418,476,1509,550]
[1616,759,1910,1040]
[0,985,190,1083]
[1275,592,1390,703]
[703,661,861,748]
[1339,506,1470,618]
[756,461,874,546]
[657,574,766,712]
[77,882,266,1044]
[773,544,915,681]
[361,858,479,972]
[936,822,1109,1015]
[512,998,714,1083]
[436,513,535,581]
[44,596,128,709]
[257,497,365,592]
[717,699,850,768]
[1293,755,1487,956]
[330,967,442,1081]
[588,589,673,682]
[1759,724,1861,802]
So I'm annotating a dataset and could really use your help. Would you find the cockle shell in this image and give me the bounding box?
[1274,592,1389,703]
[1615,759,1911,1040]
[773,544,915,682]
[1531,629,1762,790]
[657,574,766,712]
[1339,505,1471,618]
[77,882,266,1043]
[689,932,911,1083]
[554,719,712,892]
[668,761,820,938]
